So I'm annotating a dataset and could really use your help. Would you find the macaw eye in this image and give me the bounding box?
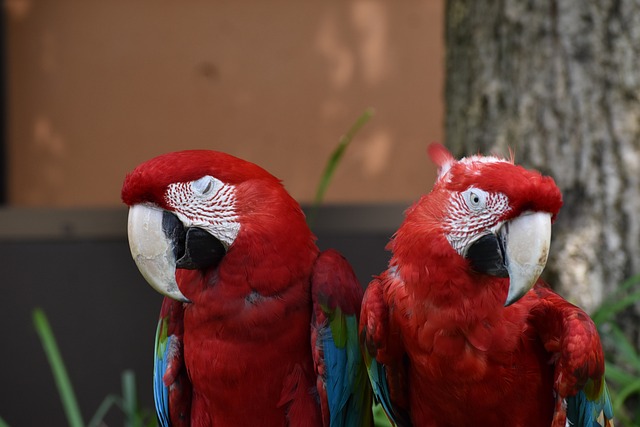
[463,188,488,211]
[191,175,222,197]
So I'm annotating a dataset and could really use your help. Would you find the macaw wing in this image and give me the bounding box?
[566,379,614,427]
[528,284,613,427]
[311,249,372,427]
[360,274,412,427]
[154,297,191,427]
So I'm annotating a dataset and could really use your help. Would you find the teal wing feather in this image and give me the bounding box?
[311,249,373,427]
[153,297,191,427]
[566,378,614,427]
[364,355,409,427]
[154,313,171,427]
[360,273,412,427]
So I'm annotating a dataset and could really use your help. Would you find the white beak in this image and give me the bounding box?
[127,204,190,302]
[503,211,552,306]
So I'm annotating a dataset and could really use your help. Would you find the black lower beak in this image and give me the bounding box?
[162,211,226,271]
[176,228,226,270]
[465,233,509,278]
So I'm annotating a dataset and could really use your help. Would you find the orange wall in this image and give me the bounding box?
[6,1,442,206]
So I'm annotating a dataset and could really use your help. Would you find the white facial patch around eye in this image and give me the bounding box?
[165,177,240,248]
[444,190,510,255]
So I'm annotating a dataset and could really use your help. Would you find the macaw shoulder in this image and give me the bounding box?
[311,249,363,316]
[360,269,409,362]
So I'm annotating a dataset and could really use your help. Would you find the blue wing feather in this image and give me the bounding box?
[311,249,372,427]
[153,316,171,427]
[366,357,396,426]
[321,315,369,426]
[364,355,412,427]
[152,297,190,426]
[566,380,613,427]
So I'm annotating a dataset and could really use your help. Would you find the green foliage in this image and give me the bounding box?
[373,402,393,427]
[33,308,85,427]
[31,308,157,427]
[591,274,640,426]
[307,108,374,226]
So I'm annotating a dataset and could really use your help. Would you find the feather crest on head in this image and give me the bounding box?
[428,143,512,184]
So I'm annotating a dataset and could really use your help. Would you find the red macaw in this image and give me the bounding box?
[360,144,613,427]
[122,150,371,426]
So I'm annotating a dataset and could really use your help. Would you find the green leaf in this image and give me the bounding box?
[87,395,121,427]
[607,323,640,372]
[373,401,393,427]
[593,290,640,326]
[32,308,85,427]
[0,415,11,427]
[308,108,374,226]
[592,274,640,325]
[612,378,640,419]
[122,370,139,427]
[604,361,635,388]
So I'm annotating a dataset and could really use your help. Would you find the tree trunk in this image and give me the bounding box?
[444,0,640,314]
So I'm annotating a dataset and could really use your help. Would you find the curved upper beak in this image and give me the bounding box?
[128,204,190,302]
[127,204,226,303]
[465,211,552,306]
[502,212,551,305]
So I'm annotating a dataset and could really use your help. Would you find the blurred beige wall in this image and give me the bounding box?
[6,0,442,207]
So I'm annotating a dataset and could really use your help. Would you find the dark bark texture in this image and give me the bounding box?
[445,0,640,314]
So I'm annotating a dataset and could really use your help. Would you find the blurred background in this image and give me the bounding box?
[5,0,442,207]
[1,1,443,425]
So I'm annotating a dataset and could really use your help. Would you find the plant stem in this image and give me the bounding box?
[33,308,85,427]
[87,395,120,427]
[122,370,138,427]
[308,108,374,226]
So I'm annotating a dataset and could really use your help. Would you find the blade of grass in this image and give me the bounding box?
[308,108,374,226]
[33,308,85,427]
[373,401,393,427]
[87,395,121,427]
[604,361,635,388]
[592,285,640,326]
[122,370,139,427]
[612,378,640,417]
[608,323,640,372]
[610,273,640,297]
[592,274,640,323]
[143,410,159,427]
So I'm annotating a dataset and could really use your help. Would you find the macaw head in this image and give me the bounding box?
[391,143,562,306]
[122,150,316,303]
